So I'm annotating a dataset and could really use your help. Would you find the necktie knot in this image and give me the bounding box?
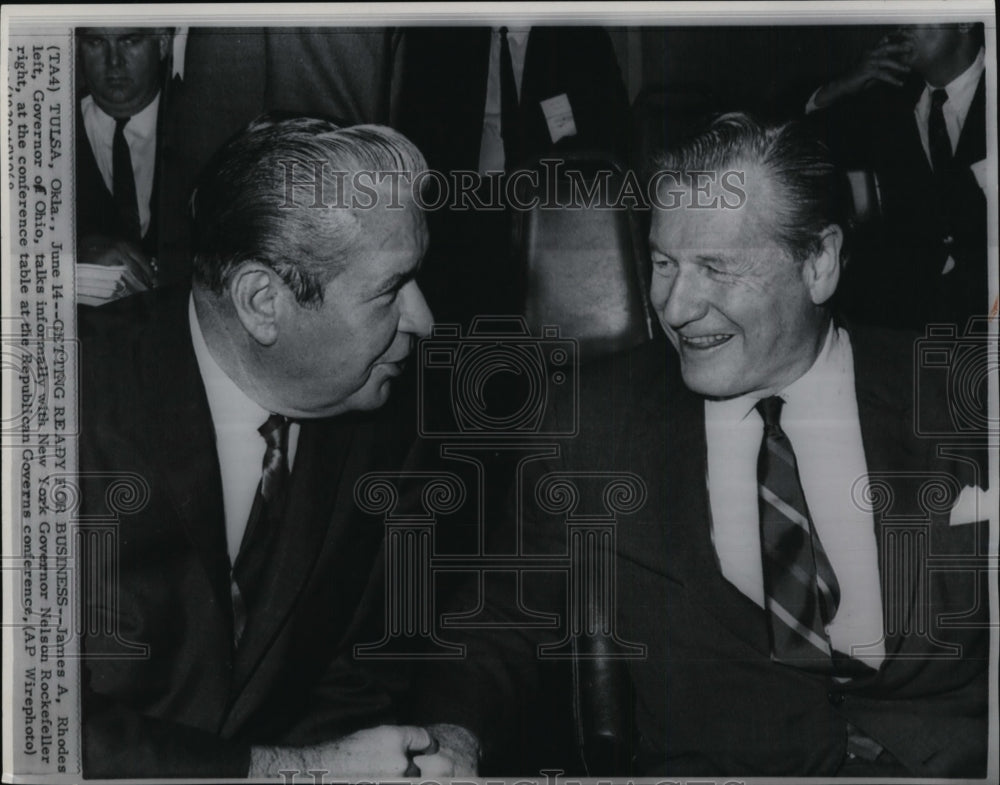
[755,395,785,432]
[114,116,131,134]
[258,414,289,502]
[500,25,509,38]
[259,413,289,448]
[930,88,948,109]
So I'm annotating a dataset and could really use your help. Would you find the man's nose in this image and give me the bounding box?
[659,266,708,328]
[398,280,434,338]
[107,41,126,68]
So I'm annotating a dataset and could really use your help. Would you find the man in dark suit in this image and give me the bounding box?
[76,28,194,300]
[806,22,987,331]
[78,116,461,778]
[396,26,632,324]
[414,113,990,777]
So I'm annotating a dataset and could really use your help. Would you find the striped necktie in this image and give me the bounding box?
[231,414,290,647]
[756,396,841,673]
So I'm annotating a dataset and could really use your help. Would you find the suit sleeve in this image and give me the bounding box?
[83,683,251,778]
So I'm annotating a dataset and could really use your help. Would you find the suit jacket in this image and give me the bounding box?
[812,74,988,331]
[415,326,990,777]
[76,77,193,286]
[396,27,632,324]
[397,27,631,174]
[78,287,416,777]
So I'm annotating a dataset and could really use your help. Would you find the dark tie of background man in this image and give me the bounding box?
[499,26,522,171]
[928,88,952,178]
[231,413,291,647]
[756,396,842,675]
[112,117,142,244]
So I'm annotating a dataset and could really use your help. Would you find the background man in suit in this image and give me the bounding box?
[76,28,177,301]
[78,116,462,778]
[806,22,987,330]
[414,113,989,777]
[396,26,631,323]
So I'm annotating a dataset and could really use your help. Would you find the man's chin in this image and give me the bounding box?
[679,366,743,400]
[345,377,395,413]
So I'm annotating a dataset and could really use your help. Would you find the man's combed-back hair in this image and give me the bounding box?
[191,114,428,305]
[654,112,847,263]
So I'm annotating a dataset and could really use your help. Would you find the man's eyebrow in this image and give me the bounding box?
[694,252,739,268]
[367,270,413,298]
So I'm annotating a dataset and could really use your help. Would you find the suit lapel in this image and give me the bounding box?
[954,74,986,166]
[850,327,923,662]
[137,290,233,623]
[660,360,772,657]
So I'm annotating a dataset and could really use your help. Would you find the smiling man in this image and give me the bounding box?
[77,116,451,778]
[807,23,987,330]
[413,113,989,778]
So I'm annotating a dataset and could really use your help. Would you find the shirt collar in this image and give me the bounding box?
[494,26,530,44]
[84,91,160,141]
[188,294,270,433]
[919,46,984,119]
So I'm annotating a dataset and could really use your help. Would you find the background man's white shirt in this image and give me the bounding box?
[705,324,886,666]
[81,92,160,237]
[478,26,529,173]
[913,46,985,163]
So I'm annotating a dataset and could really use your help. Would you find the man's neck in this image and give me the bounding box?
[192,287,279,414]
[92,89,160,120]
[922,42,980,88]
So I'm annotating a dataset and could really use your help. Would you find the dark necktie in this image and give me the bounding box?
[756,396,841,674]
[112,117,141,243]
[499,27,522,170]
[928,88,952,178]
[231,414,290,647]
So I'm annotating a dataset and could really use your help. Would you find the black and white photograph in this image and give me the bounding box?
[2,3,997,782]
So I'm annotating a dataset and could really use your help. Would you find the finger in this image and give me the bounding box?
[118,266,147,294]
[400,725,435,754]
[119,247,157,289]
[875,57,910,74]
[873,73,906,88]
[412,752,455,778]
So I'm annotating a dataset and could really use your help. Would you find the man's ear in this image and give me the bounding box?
[802,224,843,306]
[230,263,282,346]
[156,32,171,61]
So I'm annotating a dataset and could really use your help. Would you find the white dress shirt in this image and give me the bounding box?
[478,26,530,174]
[913,47,985,164]
[188,296,300,565]
[705,324,886,666]
[81,92,160,238]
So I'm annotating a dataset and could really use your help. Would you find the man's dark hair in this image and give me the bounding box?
[653,112,847,264]
[191,115,428,305]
